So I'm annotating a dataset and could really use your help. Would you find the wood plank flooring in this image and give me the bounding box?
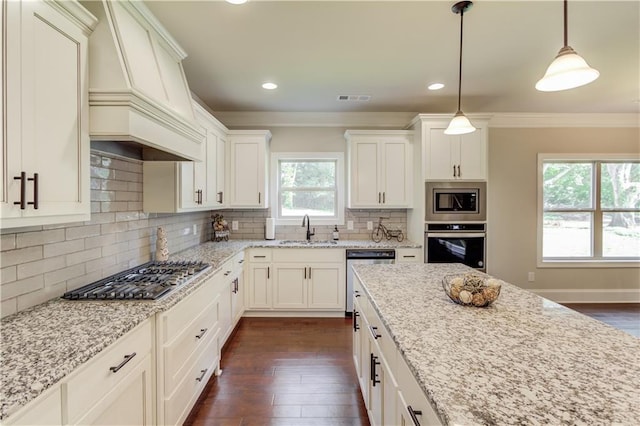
[185,305,638,426]
[185,317,369,426]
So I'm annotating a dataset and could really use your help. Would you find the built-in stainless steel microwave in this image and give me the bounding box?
[425,182,486,222]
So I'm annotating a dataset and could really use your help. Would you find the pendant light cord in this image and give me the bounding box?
[563,0,568,47]
[457,7,465,112]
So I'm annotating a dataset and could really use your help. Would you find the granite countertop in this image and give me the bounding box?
[0,238,420,419]
[352,263,640,426]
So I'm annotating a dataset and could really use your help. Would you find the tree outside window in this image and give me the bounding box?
[279,160,338,218]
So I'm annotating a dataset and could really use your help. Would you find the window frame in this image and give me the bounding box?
[270,152,345,226]
[537,153,640,268]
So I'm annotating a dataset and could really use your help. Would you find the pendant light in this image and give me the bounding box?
[444,1,476,136]
[536,0,599,91]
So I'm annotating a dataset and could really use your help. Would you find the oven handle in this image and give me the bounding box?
[426,232,485,238]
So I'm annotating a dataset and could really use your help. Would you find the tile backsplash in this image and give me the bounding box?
[1,150,407,318]
[0,151,211,318]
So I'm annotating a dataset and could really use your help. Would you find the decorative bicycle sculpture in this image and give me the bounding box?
[371,217,404,243]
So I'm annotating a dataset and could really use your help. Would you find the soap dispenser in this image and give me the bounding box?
[332,225,339,241]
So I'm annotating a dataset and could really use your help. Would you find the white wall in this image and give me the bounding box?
[487,127,640,302]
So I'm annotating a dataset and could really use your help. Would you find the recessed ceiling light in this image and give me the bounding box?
[428,83,445,91]
[262,82,278,90]
[226,0,248,4]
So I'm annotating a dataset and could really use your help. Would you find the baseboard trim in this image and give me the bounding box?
[242,310,346,318]
[531,288,640,303]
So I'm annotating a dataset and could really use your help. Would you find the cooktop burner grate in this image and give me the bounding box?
[62,260,210,300]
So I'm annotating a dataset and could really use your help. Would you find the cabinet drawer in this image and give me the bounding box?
[66,319,152,424]
[232,250,245,269]
[164,328,220,426]
[160,275,216,342]
[272,248,343,263]
[163,296,219,395]
[3,386,61,425]
[397,355,442,426]
[248,248,272,262]
[396,248,423,263]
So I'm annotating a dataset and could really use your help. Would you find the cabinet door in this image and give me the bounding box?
[367,340,383,426]
[229,138,266,207]
[458,128,486,180]
[180,130,215,210]
[273,264,307,309]
[2,1,90,225]
[3,386,62,426]
[231,272,244,323]
[214,132,226,208]
[352,299,364,392]
[426,129,455,180]
[247,264,271,309]
[381,140,410,207]
[307,263,344,309]
[350,140,380,207]
[71,353,153,426]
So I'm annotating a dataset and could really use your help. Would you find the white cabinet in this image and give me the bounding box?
[2,386,62,426]
[271,249,345,311]
[66,319,154,426]
[424,121,488,181]
[155,275,220,426]
[142,101,228,213]
[218,251,245,343]
[396,356,442,426]
[1,0,96,229]
[345,130,413,208]
[214,129,227,209]
[227,130,271,208]
[246,249,273,309]
[396,248,423,263]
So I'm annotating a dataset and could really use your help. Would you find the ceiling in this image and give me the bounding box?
[145,0,640,115]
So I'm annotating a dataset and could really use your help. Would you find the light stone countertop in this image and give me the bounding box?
[352,263,640,426]
[0,238,420,420]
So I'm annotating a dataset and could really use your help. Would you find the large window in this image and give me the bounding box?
[538,154,640,265]
[271,153,344,225]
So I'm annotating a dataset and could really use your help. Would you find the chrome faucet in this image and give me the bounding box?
[301,214,315,241]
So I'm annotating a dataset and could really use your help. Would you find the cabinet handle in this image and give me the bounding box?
[457,165,461,178]
[382,192,385,204]
[258,192,261,204]
[408,406,423,426]
[254,255,266,258]
[109,352,136,373]
[224,270,231,276]
[304,267,307,279]
[378,192,381,203]
[403,255,416,258]
[353,310,360,332]
[370,353,380,386]
[238,259,244,264]
[28,173,39,209]
[13,172,26,209]
[217,191,223,204]
[233,278,239,293]
[369,325,381,340]
[267,266,270,279]
[195,328,208,339]
[453,165,457,178]
[196,368,208,382]
[354,290,361,298]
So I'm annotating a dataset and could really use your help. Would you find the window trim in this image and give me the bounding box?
[270,152,345,226]
[537,153,640,268]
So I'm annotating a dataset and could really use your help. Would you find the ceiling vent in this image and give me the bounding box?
[337,95,371,102]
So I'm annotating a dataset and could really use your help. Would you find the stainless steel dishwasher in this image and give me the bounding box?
[345,249,395,315]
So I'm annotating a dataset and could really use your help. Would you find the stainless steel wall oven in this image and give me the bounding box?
[425,223,486,271]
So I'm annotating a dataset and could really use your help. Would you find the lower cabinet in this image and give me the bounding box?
[3,386,62,425]
[353,274,442,426]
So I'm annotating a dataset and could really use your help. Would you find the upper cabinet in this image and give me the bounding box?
[227,130,272,208]
[82,0,205,161]
[1,0,97,229]
[422,119,488,181]
[142,101,228,213]
[345,130,414,208]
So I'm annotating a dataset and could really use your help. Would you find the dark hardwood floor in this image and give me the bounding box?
[562,303,640,337]
[185,305,638,426]
[185,317,369,426]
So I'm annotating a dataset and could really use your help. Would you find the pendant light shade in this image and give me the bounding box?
[536,0,599,92]
[444,1,476,136]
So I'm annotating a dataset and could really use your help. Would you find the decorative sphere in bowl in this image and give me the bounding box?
[442,273,501,307]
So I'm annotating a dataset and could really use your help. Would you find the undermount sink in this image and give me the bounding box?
[279,240,338,245]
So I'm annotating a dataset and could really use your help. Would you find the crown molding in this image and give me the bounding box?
[212,111,416,128]
[488,113,640,128]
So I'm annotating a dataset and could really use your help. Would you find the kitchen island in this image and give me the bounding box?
[352,263,640,425]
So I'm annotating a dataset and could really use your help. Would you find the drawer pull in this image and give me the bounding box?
[224,270,231,276]
[370,353,380,386]
[196,368,208,382]
[354,290,361,298]
[403,255,416,258]
[353,310,360,332]
[254,255,266,258]
[109,352,136,373]
[369,325,381,340]
[408,406,423,425]
[28,173,39,209]
[238,259,244,264]
[13,172,26,209]
[195,328,208,339]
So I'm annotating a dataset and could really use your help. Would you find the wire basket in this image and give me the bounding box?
[442,273,502,307]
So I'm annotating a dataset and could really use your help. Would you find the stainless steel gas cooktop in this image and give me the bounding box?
[62,261,210,300]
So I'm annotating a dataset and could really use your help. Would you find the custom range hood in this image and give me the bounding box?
[82,0,204,161]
